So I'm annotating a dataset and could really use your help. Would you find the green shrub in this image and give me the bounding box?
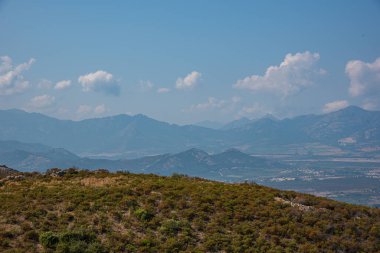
[134,208,154,221]
[159,219,182,236]
[39,231,59,249]
[60,230,96,244]
[24,230,39,242]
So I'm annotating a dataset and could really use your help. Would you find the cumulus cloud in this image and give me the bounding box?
[157,87,170,94]
[0,56,35,95]
[54,80,71,90]
[323,100,349,113]
[176,71,201,90]
[29,94,55,108]
[346,57,380,97]
[78,70,120,96]
[234,51,325,97]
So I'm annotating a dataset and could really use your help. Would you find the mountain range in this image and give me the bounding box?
[0,106,379,159]
[0,140,282,178]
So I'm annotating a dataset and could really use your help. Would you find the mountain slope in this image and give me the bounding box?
[0,169,379,252]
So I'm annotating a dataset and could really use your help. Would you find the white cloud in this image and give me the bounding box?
[77,105,93,114]
[55,80,71,90]
[94,104,106,114]
[188,96,241,113]
[157,87,170,94]
[362,99,377,110]
[234,51,325,97]
[139,80,154,92]
[323,100,349,113]
[79,70,113,86]
[78,70,120,96]
[176,71,201,90]
[346,57,380,97]
[0,56,35,95]
[237,103,269,118]
[190,97,226,111]
[77,104,107,115]
[29,94,55,108]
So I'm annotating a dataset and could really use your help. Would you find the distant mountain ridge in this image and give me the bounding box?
[0,140,282,177]
[0,109,224,157]
[0,106,379,157]
[225,106,380,153]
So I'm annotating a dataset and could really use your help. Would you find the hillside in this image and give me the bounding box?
[0,165,18,178]
[0,169,379,252]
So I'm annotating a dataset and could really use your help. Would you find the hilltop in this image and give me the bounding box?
[0,169,379,252]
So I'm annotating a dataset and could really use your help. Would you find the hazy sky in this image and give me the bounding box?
[1,0,380,124]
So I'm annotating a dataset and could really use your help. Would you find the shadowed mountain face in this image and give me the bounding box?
[0,106,379,157]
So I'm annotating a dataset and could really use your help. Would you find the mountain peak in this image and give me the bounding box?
[177,148,209,159]
[339,105,365,113]
[326,105,369,117]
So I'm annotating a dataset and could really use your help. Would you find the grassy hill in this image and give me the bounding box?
[0,169,379,252]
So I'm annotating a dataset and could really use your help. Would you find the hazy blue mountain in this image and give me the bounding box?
[0,109,226,157]
[120,147,284,178]
[0,140,52,153]
[193,120,224,129]
[0,140,282,177]
[0,106,379,157]
[230,106,380,153]
[221,117,252,130]
[222,114,278,130]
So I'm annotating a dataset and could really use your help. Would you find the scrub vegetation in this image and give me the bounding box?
[0,168,379,252]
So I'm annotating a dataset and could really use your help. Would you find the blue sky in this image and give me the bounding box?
[1,0,380,124]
